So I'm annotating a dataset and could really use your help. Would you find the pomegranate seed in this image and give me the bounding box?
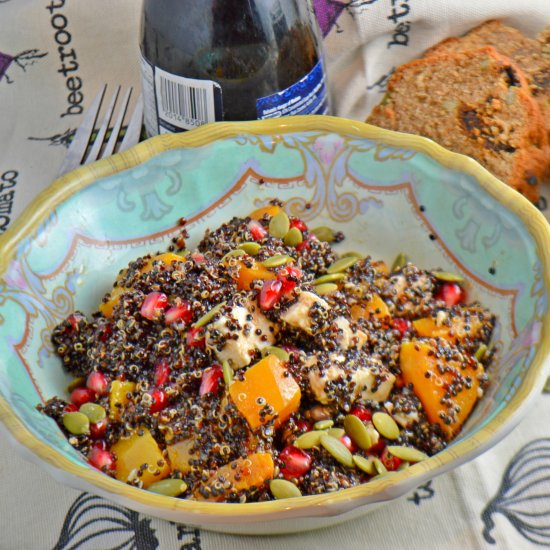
[164,301,193,325]
[369,438,386,455]
[295,420,312,434]
[434,282,465,307]
[259,279,283,311]
[88,445,116,472]
[248,220,267,241]
[277,266,302,294]
[278,446,312,479]
[153,360,171,387]
[89,417,108,439]
[394,374,405,389]
[148,388,168,413]
[86,371,109,396]
[191,252,205,264]
[381,448,402,471]
[92,439,107,451]
[289,218,308,232]
[140,291,168,320]
[340,434,358,453]
[63,404,78,413]
[281,343,300,357]
[350,405,372,422]
[70,387,96,407]
[199,364,223,396]
[295,240,310,253]
[186,327,205,349]
[97,322,112,342]
[392,318,411,338]
[66,312,85,332]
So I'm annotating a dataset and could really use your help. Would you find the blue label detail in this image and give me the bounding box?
[256,61,328,119]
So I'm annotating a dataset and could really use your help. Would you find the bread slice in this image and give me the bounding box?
[368,47,548,202]
[424,20,550,137]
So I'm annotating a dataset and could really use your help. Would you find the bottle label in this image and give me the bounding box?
[140,54,222,135]
[256,60,329,119]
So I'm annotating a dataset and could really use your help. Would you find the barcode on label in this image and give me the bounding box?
[154,67,221,132]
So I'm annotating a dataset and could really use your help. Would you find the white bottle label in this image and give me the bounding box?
[140,54,222,135]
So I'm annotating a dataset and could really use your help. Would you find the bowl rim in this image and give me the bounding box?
[1,114,550,520]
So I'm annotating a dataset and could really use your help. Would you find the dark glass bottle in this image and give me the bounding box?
[139,0,330,136]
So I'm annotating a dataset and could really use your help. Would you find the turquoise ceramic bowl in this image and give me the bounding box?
[1,116,549,534]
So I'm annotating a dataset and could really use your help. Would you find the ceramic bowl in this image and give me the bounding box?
[1,116,549,535]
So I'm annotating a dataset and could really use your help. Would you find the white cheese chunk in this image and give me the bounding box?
[280,291,329,335]
[350,360,396,402]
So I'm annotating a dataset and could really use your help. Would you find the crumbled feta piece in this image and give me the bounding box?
[334,316,368,350]
[280,291,329,335]
[350,359,396,402]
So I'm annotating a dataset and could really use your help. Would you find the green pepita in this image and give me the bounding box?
[372,412,400,440]
[147,478,188,497]
[222,360,233,386]
[353,455,376,475]
[313,273,347,285]
[373,457,387,475]
[475,343,488,361]
[391,252,408,272]
[433,271,464,283]
[283,227,303,247]
[79,402,106,424]
[311,226,335,243]
[261,254,292,268]
[221,249,246,264]
[327,256,359,274]
[294,430,323,449]
[261,346,290,362]
[67,376,85,393]
[63,411,90,435]
[237,242,261,255]
[342,251,363,259]
[314,419,334,430]
[315,283,338,296]
[343,414,372,450]
[386,445,429,463]
[544,377,550,394]
[270,479,302,499]
[320,434,354,468]
[193,301,226,328]
[269,211,290,238]
[327,427,345,439]
[397,461,410,471]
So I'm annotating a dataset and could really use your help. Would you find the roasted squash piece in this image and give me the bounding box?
[234,260,277,291]
[413,308,486,343]
[399,340,483,439]
[166,438,198,475]
[350,293,390,320]
[108,380,136,421]
[249,204,282,221]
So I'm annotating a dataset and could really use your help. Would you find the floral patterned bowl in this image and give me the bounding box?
[1,116,549,535]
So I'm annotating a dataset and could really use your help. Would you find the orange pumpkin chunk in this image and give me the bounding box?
[195,452,274,501]
[413,310,485,343]
[111,428,171,488]
[400,341,483,439]
[249,204,281,221]
[234,260,277,291]
[229,354,301,429]
[166,438,198,475]
[108,380,136,421]
[350,294,390,320]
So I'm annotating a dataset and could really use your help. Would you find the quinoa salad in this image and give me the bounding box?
[39,202,496,502]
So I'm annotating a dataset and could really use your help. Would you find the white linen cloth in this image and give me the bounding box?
[0,1,549,548]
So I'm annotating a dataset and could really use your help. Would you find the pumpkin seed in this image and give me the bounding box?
[313,273,347,285]
[311,226,335,243]
[391,252,408,272]
[79,402,106,424]
[63,411,90,435]
[327,427,345,439]
[269,211,290,238]
[193,301,226,328]
[327,256,359,274]
[320,434,353,468]
[222,360,233,386]
[373,457,387,475]
[544,377,550,394]
[270,479,302,499]
[261,346,290,362]
[147,479,188,497]
[386,445,429,463]
[221,249,245,264]
[433,271,464,283]
[294,430,322,449]
[314,419,334,430]
[353,455,376,475]
[315,283,338,296]
[372,412,400,440]
[261,254,292,268]
[343,414,372,450]
[475,343,488,361]
[342,251,363,259]
[283,227,303,247]
[67,376,85,393]
[397,461,410,471]
[237,242,261,255]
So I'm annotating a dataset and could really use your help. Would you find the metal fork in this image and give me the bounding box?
[57,85,143,177]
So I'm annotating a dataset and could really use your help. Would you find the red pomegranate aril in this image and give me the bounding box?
[434,282,465,307]
[91,439,107,451]
[289,218,308,232]
[295,240,310,253]
[63,404,78,414]
[89,417,108,439]
[66,312,85,332]
[295,420,312,434]
[199,364,223,396]
[148,389,168,413]
[279,445,312,479]
[191,252,205,264]
[88,445,115,472]
[369,438,386,455]
[277,266,303,294]
[153,361,171,387]
[350,405,372,422]
[70,387,96,407]
[86,371,109,396]
[392,318,412,338]
[281,343,300,357]
[186,327,205,349]
[259,279,283,311]
[381,448,402,471]
[164,301,193,325]
[140,292,168,320]
[248,220,267,241]
[340,434,358,453]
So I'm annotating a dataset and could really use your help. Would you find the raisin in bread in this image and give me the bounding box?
[368,47,548,202]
